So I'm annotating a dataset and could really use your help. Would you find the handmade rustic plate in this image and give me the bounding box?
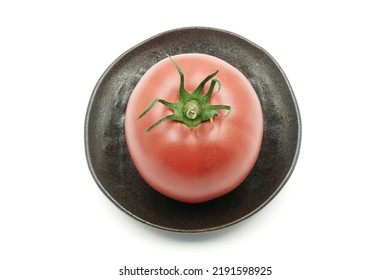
[85,27,301,233]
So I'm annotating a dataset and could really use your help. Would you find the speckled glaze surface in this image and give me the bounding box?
[85,27,301,233]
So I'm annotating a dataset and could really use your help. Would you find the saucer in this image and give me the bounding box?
[85,27,301,232]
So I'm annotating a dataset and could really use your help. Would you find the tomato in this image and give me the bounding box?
[124,53,263,203]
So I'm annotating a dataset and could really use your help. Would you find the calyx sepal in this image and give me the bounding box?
[138,57,231,133]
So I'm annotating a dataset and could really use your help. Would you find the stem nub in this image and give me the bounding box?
[137,56,231,133]
[183,100,201,120]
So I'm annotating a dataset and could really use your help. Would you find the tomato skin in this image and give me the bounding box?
[125,53,263,203]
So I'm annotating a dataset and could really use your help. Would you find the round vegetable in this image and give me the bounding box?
[124,53,263,203]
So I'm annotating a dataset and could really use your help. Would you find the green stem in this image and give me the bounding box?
[138,57,232,133]
[183,100,201,120]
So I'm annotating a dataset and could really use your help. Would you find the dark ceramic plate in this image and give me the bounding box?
[85,27,301,233]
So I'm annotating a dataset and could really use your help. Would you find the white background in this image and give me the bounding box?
[1,1,389,279]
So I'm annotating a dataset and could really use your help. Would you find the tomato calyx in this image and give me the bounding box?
[137,57,231,133]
